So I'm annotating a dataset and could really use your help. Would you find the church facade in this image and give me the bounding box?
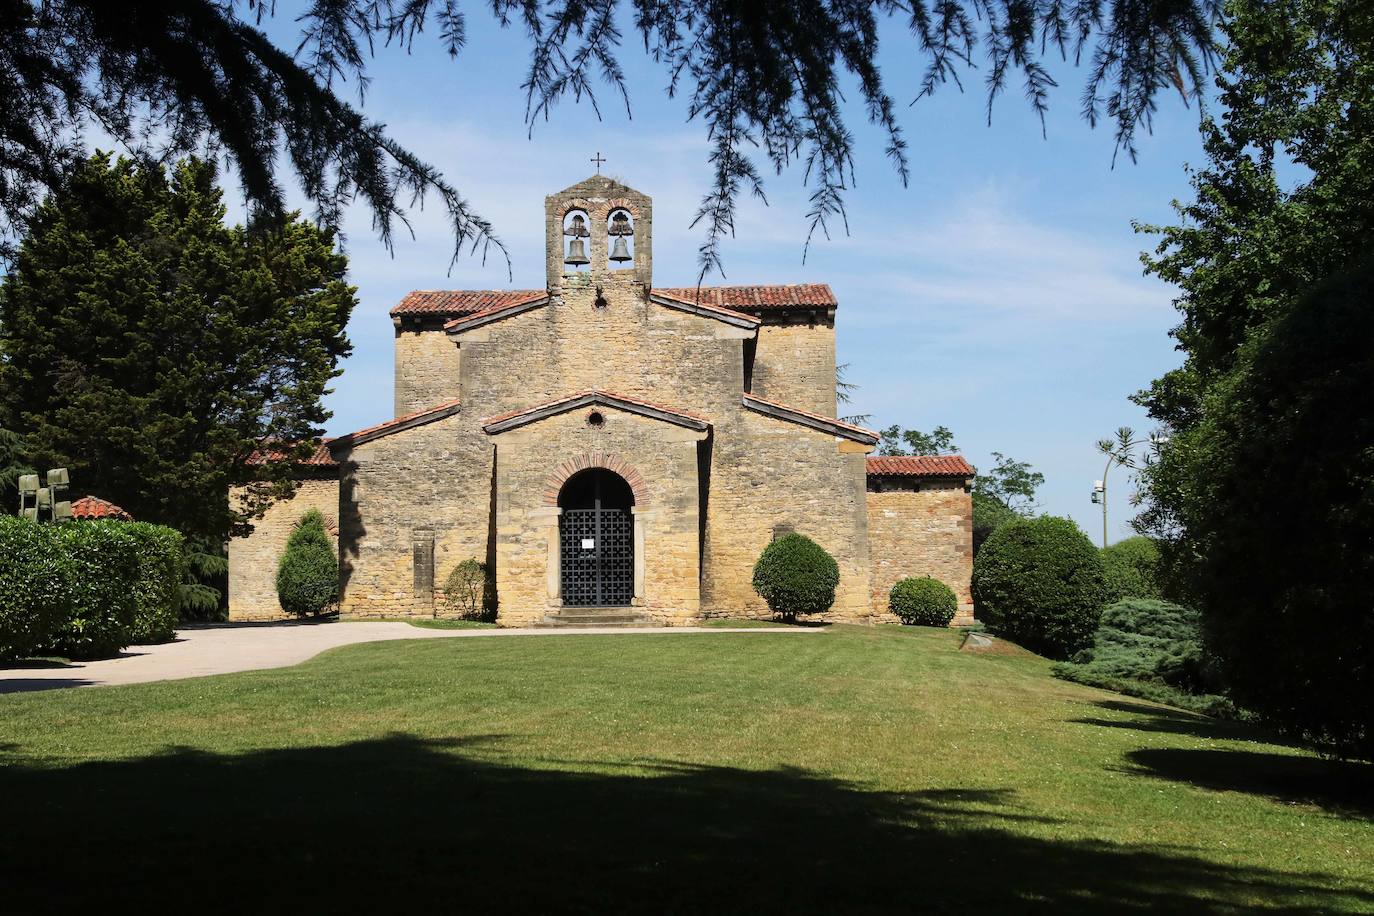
[228,175,974,626]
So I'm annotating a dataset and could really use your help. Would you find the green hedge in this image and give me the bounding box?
[889,576,958,627]
[276,510,339,616]
[0,515,73,659]
[972,516,1109,659]
[0,517,184,661]
[751,533,839,621]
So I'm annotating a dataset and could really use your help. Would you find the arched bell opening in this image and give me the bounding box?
[558,468,635,607]
[607,208,635,269]
[563,209,591,271]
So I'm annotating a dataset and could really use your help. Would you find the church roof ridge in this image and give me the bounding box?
[866,455,975,479]
[392,284,836,318]
[392,289,545,317]
[483,389,710,435]
[741,393,880,445]
[329,398,463,448]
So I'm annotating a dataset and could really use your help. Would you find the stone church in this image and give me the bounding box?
[228,175,974,626]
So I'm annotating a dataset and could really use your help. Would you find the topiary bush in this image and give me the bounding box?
[972,515,1109,658]
[1100,536,1162,602]
[752,533,839,621]
[889,576,958,627]
[0,515,72,660]
[444,558,496,621]
[276,510,339,616]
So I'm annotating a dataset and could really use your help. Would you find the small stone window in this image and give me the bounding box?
[587,410,606,428]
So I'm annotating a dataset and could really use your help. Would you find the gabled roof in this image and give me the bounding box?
[71,495,133,521]
[445,294,552,334]
[648,291,760,328]
[483,389,710,435]
[245,440,338,467]
[741,393,880,445]
[329,398,463,448]
[392,290,545,317]
[654,284,837,312]
[866,455,975,478]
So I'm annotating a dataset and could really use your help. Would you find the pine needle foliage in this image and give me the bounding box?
[0,0,1220,275]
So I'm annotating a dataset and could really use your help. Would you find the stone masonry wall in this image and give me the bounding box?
[750,318,837,417]
[866,480,974,626]
[701,408,873,622]
[228,477,340,620]
[395,325,462,416]
[490,408,704,626]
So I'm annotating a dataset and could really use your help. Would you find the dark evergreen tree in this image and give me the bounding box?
[0,153,356,542]
[0,0,1220,274]
[1133,0,1374,757]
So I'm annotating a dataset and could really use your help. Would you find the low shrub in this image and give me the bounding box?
[0,516,72,660]
[444,558,496,621]
[752,533,839,621]
[889,576,957,627]
[127,523,185,642]
[1100,536,1162,602]
[49,521,140,659]
[972,516,1109,658]
[276,510,339,616]
[1059,598,1222,695]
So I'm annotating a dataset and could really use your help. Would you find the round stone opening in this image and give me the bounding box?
[587,410,605,428]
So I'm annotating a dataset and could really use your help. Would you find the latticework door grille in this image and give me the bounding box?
[560,508,634,606]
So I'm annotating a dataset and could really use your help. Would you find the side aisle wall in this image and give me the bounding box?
[866,480,974,626]
[228,478,340,620]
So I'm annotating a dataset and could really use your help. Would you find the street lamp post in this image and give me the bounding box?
[1091,428,1167,548]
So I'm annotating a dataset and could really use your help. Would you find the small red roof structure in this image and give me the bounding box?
[866,455,975,478]
[71,495,133,521]
[244,440,338,467]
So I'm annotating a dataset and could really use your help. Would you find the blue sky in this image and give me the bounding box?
[247,6,1209,543]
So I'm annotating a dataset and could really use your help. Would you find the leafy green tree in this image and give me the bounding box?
[1133,0,1374,756]
[1100,536,1161,602]
[878,425,958,457]
[0,153,355,543]
[975,452,1044,515]
[0,1,1220,273]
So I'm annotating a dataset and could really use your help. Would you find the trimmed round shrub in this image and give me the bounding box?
[972,516,1110,658]
[0,515,72,660]
[444,558,495,621]
[889,576,958,627]
[752,533,839,621]
[276,510,339,616]
[1100,536,1162,602]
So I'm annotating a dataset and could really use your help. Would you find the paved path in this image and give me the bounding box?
[0,621,817,694]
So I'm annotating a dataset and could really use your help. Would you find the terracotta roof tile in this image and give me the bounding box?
[866,455,975,478]
[391,290,545,316]
[245,440,338,467]
[653,284,837,311]
[71,495,133,521]
[331,398,463,445]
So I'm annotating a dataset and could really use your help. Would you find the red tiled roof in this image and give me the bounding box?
[393,285,835,318]
[392,290,545,316]
[648,291,761,327]
[742,393,880,443]
[445,294,551,333]
[866,455,975,478]
[483,389,709,432]
[329,397,463,447]
[654,284,837,311]
[71,495,133,521]
[245,440,337,467]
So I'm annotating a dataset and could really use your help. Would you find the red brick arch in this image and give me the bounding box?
[543,453,648,507]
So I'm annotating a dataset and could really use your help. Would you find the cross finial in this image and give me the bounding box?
[591,151,607,174]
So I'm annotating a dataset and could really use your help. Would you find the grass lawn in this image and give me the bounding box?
[1,624,1370,912]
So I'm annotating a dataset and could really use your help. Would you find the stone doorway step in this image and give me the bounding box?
[538,607,655,628]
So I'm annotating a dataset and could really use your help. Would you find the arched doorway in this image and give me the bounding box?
[559,468,635,606]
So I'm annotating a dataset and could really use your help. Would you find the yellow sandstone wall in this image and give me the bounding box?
[866,481,974,626]
[227,478,340,620]
[395,324,462,416]
[750,319,838,417]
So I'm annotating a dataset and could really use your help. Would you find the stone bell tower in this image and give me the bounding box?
[545,174,653,295]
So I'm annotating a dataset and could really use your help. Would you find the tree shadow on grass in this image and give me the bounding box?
[1122,748,1374,819]
[1,735,1370,913]
[1072,699,1285,745]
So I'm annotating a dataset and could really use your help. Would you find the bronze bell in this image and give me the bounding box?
[609,235,632,263]
[565,237,590,266]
